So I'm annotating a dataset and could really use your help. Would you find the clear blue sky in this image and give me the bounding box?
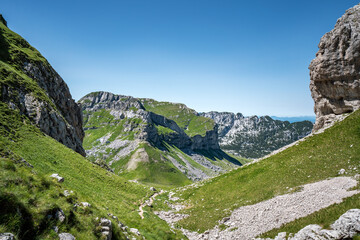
[2,0,359,116]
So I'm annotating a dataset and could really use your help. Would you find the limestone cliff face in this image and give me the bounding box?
[309,4,360,131]
[0,17,85,155]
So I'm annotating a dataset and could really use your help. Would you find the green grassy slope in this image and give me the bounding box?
[0,104,184,239]
[82,108,192,188]
[81,97,244,188]
[164,110,360,234]
[140,98,215,137]
[0,19,185,238]
[116,143,193,189]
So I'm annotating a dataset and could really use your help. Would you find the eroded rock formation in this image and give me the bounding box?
[309,4,360,131]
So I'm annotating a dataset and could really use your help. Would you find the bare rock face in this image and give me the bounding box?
[23,62,85,155]
[309,4,360,131]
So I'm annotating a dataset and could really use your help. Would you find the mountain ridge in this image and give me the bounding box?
[79,91,243,186]
[200,111,313,158]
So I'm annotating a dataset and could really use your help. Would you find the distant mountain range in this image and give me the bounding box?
[270,116,316,123]
[201,112,313,159]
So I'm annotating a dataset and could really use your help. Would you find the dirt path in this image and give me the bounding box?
[139,190,164,219]
[161,177,359,240]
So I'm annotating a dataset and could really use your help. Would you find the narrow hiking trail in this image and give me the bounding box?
[139,190,164,219]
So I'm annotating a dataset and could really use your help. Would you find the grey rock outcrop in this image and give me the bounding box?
[201,112,313,158]
[55,208,66,222]
[50,173,64,183]
[80,202,91,208]
[0,233,15,240]
[99,218,112,240]
[309,4,360,131]
[258,209,360,240]
[331,208,360,238]
[58,233,76,240]
[130,228,141,236]
[289,225,341,240]
[2,69,85,155]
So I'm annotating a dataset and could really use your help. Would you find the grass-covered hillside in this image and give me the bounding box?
[0,17,183,239]
[156,110,360,236]
[79,92,246,189]
[0,102,185,239]
[140,98,215,137]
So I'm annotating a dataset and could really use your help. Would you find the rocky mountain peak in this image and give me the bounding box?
[201,111,313,158]
[80,91,145,113]
[309,3,360,131]
[79,91,220,151]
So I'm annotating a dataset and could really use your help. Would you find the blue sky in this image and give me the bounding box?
[2,1,359,116]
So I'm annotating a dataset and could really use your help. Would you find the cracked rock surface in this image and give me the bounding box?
[309,3,360,131]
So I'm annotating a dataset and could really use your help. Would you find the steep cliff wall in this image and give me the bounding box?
[0,15,85,155]
[309,4,360,131]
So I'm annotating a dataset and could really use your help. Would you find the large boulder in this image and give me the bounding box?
[331,208,360,238]
[290,224,341,240]
[50,173,64,183]
[256,209,360,240]
[309,4,360,131]
[58,233,75,240]
[0,233,15,240]
[99,218,112,240]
